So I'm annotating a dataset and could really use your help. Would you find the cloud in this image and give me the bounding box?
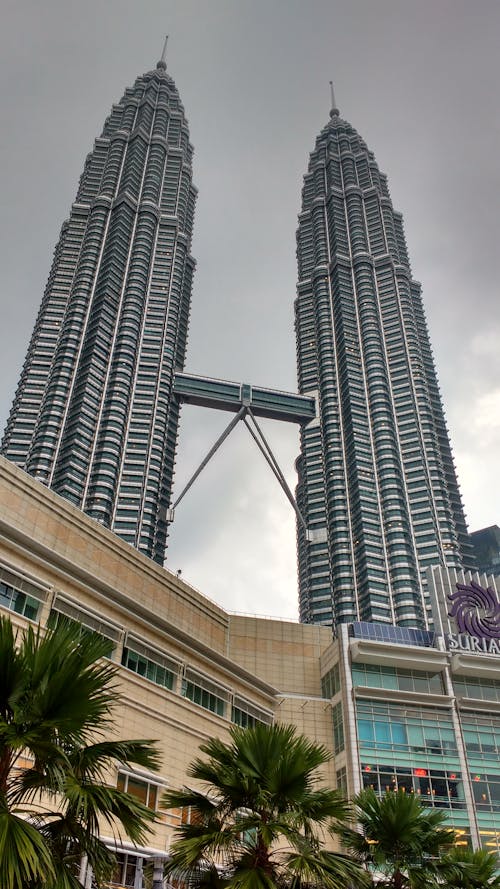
[472,390,500,435]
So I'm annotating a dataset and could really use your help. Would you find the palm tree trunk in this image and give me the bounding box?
[255,830,274,876]
[0,748,11,795]
[393,868,405,889]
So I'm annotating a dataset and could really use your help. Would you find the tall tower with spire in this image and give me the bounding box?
[295,90,475,628]
[1,48,196,564]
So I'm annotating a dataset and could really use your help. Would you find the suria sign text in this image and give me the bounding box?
[446,633,500,656]
[446,581,500,655]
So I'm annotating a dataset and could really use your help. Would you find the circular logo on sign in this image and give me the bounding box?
[448,581,500,640]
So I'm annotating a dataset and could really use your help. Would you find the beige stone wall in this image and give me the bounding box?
[227,614,337,787]
[228,614,332,695]
[319,637,340,678]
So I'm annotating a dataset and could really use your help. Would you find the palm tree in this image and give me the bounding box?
[440,847,500,889]
[337,787,455,889]
[0,614,161,889]
[162,722,367,889]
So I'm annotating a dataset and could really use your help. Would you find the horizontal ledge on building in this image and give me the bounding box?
[101,836,166,859]
[450,652,500,680]
[276,693,331,702]
[349,638,448,671]
[456,696,500,714]
[353,684,454,708]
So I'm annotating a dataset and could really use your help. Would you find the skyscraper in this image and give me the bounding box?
[469,525,500,577]
[295,92,475,629]
[1,48,196,564]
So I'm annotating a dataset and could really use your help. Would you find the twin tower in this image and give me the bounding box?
[1,54,475,630]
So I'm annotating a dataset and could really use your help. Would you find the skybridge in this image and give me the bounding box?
[169,372,317,531]
[173,372,316,424]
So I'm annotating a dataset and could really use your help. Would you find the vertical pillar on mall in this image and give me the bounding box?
[152,856,165,889]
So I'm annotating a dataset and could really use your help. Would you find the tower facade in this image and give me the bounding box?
[295,96,475,628]
[1,53,196,564]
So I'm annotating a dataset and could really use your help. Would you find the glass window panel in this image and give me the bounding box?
[127,777,148,805]
[397,774,413,794]
[121,644,177,691]
[374,721,391,745]
[398,674,414,692]
[472,781,490,807]
[148,784,158,809]
[391,723,407,746]
[332,702,344,754]
[358,719,374,742]
[407,725,425,748]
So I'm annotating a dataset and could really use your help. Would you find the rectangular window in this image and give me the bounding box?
[454,675,500,704]
[352,663,443,695]
[356,701,460,772]
[332,702,344,754]
[0,582,41,622]
[360,761,466,811]
[121,638,179,691]
[47,598,121,658]
[336,766,348,795]
[109,852,143,889]
[322,663,341,698]
[117,772,158,810]
[181,669,229,718]
[232,696,273,728]
[0,565,47,622]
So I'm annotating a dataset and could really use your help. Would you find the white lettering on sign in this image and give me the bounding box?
[446,633,500,656]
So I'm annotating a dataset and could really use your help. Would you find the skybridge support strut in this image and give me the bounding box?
[243,409,308,532]
[166,403,309,532]
[170,406,246,515]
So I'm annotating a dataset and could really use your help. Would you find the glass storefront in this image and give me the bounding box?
[462,711,500,854]
[355,699,469,832]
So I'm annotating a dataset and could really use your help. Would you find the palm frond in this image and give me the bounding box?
[0,804,55,889]
[162,787,220,815]
[339,788,456,888]
[68,737,162,777]
[283,844,369,889]
[1,615,159,887]
[17,619,118,745]
[167,821,248,869]
[162,722,356,889]
[39,815,116,884]
[62,776,157,845]
[229,860,281,889]
[165,861,232,889]
[437,846,500,889]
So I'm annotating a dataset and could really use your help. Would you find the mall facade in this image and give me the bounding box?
[1,456,499,887]
[329,567,500,856]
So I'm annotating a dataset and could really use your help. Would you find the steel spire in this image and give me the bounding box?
[329,81,339,117]
[157,35,168,70]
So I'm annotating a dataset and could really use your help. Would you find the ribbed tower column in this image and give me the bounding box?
[295,95,475,628]
[2,53,196,564]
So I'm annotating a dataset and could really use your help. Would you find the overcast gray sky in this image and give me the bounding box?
[1,0,499,620]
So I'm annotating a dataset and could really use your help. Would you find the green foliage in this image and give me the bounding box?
[0,615,160,889]
[162,722,368,889]
[337,787,456,889]
[439,846,500,889]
